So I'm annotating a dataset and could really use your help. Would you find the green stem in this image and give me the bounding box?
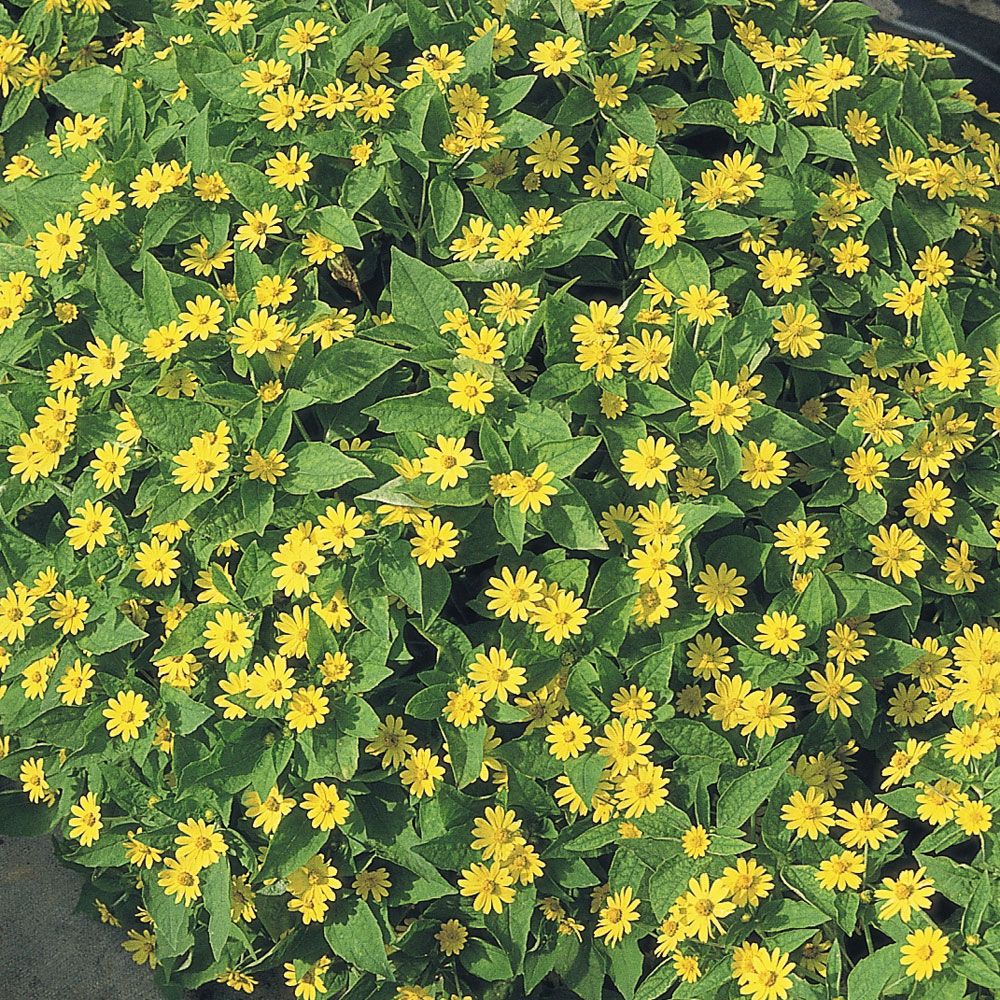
[862,920,875,956]
[293,412,312,443]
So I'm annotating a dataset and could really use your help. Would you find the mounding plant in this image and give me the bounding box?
[1,0,999,998]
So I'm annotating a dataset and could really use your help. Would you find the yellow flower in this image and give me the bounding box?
[458,861,516,913]
[757,248,808,294]
[875,868,935,922]
[447,370,494,414]
[755,612,805,656]
[806,662,862,719]
[693,564,746,616]
[927,350,972,392]
[546,712,591,760]
[235,204,282,251]
[300,781,350,829]
[690,380,751,435]
[640,203,685,249]
[732,93,764,124]
[464,648,524,707]
[783,75,830,117]
[868,524,924,583]
[244,787,295,834]
[411,516,458,567]
[203,609,253,662]
[244,448,287,484]
[620,435,678,488]
[738,687,795,738]
[34,213,86,277]
[435,919,468,955]
[507,463,558,513]
[265,146,312,190]
[773,519,829,565]
[681,824,710,859]
[816,850,865,892]
[594,887,641,946]
[526,130,579,178]
[134,538,180,587]
[607,136,654,182]
[103,690,151,742]
[678,874,735,941]
[844,446,889,493]
[772,303,824,357]
[593,72,628,108]
[78,182,125,224]
[836,799,898,850]
[444,682,485,728]
[158,857,202,906]
[900,926,949,981]
[423,435,474,489]
[884,279,925,319]
[532,589,588,644]
[279,17,330,55]
[400,747,445,798]
[67,792,103,847]
[529,36,583,77]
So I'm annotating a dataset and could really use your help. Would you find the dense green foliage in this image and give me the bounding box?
[1,0,1000,999]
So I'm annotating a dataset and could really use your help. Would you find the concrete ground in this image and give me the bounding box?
[0,836,168,1000]
[868,0,1000,98]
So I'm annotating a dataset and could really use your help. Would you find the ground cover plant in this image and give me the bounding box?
[0,0,999,998]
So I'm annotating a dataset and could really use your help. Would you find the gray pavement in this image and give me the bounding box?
[0,836,167,1000]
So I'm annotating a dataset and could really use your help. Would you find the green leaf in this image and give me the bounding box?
[636,961,677,1000]
[846,944,901,1000]
[652,243,710,293]
[143,878,193,960]
[715,742,797,830]
[460,939,515,981]
[446,721,485,788]
[161,684,214,736]
[919,292,958,354]
[684,209,751,239]
[494,499,526,552]
[777,120,809,173]
[301,339,405,403]
[565,752,606,803]
[827,572,910,617]
[429,175,464,242]
[0,791,59,835]
[324,897,393,977]
[45,64,119,114]
[722,38,764,95]
[93,245,147,342]
[540,482,608,551]
[485,885,535,975]
[309,205,363,249]
[389,246,467,336]
[744,406,824,450]
[220,161,292,214]
[201,856,234,961]
[125,393,224,456]
[379,539,423,613]
[154,603,218,660]
[711,431,741,488]
[281,443,372,494]
[802,125,856,162]
[258,808,328,881]
[140,251,178,327]
[533,201,622,269]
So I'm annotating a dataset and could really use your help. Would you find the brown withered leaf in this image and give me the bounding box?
[327,253,362,300]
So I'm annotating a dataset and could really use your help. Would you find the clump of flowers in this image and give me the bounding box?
[0,0,999,998]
